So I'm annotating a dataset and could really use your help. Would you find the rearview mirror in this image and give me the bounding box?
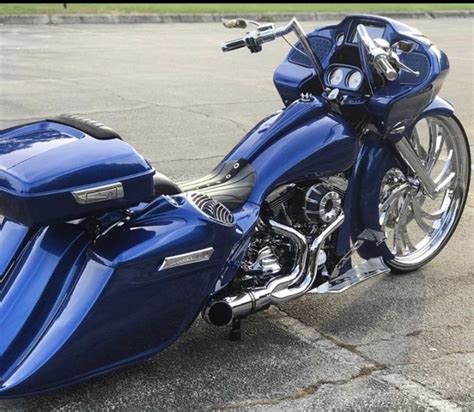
[222,19,247,29]
[392,40,417,53]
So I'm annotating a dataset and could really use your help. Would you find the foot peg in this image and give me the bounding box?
[310,257,390,294]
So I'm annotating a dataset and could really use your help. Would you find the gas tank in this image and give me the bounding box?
[223,96,358,204]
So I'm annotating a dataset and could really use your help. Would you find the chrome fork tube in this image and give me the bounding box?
[394,136,438,198]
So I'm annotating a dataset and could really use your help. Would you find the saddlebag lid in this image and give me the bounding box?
[0,119,155,227]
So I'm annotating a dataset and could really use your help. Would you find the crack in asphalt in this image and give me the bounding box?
[245,306,471,410]
[278,307,471,356]
[212,365,386,410]
[273,307,387,369]
[178,105,249,134]
[217,350,473,410]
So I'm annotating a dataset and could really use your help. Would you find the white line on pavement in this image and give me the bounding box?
[374,373,463,411]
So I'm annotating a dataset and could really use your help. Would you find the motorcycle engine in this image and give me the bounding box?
[304,183,342,224]
[239,177,347,288]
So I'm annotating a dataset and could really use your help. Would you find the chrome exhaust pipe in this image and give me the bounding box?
[203,213,344,326]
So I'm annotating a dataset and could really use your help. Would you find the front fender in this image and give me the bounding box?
[345,95,457,260]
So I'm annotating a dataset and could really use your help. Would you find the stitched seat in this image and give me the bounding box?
[178,159,256,210]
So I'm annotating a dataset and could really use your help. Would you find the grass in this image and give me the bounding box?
[0,3,473,15]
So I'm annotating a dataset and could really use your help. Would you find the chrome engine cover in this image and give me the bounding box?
[304,183,342,224]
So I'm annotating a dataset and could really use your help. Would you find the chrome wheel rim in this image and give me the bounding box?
[379,116,470,269]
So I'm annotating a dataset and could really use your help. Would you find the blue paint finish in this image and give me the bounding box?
[223,97,357,205]
[344,133,400,260]
[0,121,155,227]
[0,195,244,397]
[0,219,30,284]
[0,14,464,397]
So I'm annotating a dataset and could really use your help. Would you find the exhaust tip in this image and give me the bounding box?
[204,301,233,327]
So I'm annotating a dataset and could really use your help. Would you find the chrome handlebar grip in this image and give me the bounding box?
[375,54,398,81]
[220,18,323,77]
[356,24,398,82]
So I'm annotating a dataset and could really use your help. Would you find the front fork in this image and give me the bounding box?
[392,129,454,198]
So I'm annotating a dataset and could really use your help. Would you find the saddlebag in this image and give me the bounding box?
[0,119,155,227]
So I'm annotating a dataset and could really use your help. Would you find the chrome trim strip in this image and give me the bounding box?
[158,247,215,271]
[72,182,124,205]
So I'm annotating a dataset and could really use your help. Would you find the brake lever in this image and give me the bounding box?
[396,60,420,77]
[388,50,420,77]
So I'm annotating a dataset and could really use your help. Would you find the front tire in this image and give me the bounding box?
[378,115,470,273]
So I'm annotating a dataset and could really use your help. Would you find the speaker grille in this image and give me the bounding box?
[288,36,333,67]
[399,51,430,85]
[189,192,235,226]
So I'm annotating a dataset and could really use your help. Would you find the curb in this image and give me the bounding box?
[0,10,473,25]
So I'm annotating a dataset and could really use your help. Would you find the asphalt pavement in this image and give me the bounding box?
[0,18,473,410]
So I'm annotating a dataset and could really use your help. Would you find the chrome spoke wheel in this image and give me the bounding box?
[378,116,470,270]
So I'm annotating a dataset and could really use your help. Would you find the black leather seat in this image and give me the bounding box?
[178,159,256,210]
[153,159,256,210]
[46,114,256,209]
[47,114,122,140]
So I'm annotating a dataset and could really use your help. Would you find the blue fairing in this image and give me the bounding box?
[274,14,450,131]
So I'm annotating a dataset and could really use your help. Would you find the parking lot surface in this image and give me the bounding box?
[0,18,473,410]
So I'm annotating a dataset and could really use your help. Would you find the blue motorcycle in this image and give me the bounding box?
[0,15,470,397]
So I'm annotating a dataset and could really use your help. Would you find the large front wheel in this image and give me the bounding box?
[378,115,471,273]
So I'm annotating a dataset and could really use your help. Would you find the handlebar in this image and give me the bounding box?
[375,54,398,81]
[222,19,415,87]
[221,24,278,54]
[356,24,398,82]
[221,18,324,77]
[221,37,247,52]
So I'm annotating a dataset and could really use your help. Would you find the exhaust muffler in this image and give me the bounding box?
[203,214,344,326]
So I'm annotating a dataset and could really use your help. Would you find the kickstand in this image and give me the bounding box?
[229,318,242,341]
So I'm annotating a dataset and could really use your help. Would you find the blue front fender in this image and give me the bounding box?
[343,96,455,260]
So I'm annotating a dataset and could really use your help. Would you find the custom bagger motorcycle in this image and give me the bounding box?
[0,15,470,397]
